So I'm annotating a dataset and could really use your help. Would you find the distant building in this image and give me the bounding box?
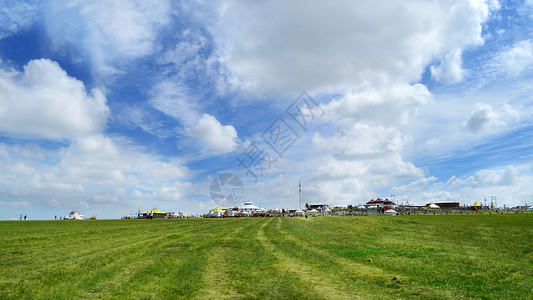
[365,198,396,209]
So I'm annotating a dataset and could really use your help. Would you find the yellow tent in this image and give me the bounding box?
[139,208,167,218]
[472,202,481,207]
[212,207,224,212]
[147,209,167,214]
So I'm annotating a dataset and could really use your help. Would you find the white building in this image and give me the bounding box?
[237,201,265,215]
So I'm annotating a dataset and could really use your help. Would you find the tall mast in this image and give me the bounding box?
[299,181,302,209]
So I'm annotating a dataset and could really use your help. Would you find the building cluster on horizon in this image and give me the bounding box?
[115,196,531,220]
[204,200,334,218]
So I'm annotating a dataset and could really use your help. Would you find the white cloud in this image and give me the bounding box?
[92,194,120,204]
[0,59,109,139]
[313,123,407,160]
[187,114,238,154]
[45,198,61,208]
[447,166,518,187]
[47,135,189,186]
[114,105,170,139]
[420,191,456,204]
[0,133,191,214]
[499,40,533,76]
[0,201,32,208]
[0,0,39,39]
[149,80,240,155]
[43,0,171,75]
[465,103,495,132]
[156,181,193,202]
[149,80,200,126]
[430,49,464,84]
[132,190,145,198]
[464,103,520,132]
[391,176,438,194]
[321,83,431,127]
[209,0,494,95]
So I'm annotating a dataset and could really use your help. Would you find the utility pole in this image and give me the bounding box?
[299,181,302,209]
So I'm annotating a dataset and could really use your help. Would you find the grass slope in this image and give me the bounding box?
[0,214,531,299]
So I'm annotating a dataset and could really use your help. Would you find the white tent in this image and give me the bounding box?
[66,211,84,220]
[384,209,397,216]
[427,203,440,209]
[324,207,332,216]
[238,201,265,215]
[309,209,319,217]
[294,209,305,216]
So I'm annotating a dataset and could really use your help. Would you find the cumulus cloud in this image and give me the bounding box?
[187,114,238,154]
[148,80,239,155]
[0,59,109,139]
[464,103,520,132]
[465,103,494,132]
[391,176,438,194]
[313,123,407,160]
[0,134,191,213]
[48,135,189,186]
[209,0,494,95]
[321,83,431,127]
[447,166,518,187]
[430,49,464,84]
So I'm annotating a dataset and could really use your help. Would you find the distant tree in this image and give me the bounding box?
[347,204,353,210]
[305,203,309,209]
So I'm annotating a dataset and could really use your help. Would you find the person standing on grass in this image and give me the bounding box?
[24,215,27,220]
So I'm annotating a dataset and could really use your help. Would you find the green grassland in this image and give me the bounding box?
[0,214,531,299]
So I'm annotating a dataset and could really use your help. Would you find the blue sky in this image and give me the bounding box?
[1,0,532,220]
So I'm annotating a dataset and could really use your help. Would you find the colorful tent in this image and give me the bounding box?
[139,208,167,218]
[384,209,397,216]
[209,207,224,217]
[427,203,440,209]
[142,209,167,214]
[472,202,481,207]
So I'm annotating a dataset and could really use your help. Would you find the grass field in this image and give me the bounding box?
[0,214,531,299]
